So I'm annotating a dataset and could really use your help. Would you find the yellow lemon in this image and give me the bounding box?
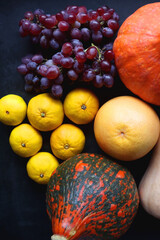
[26,152,59,184]
[50,123,85,160]
[27,93,64,131]
[64,88,99,124]
[0,94,27,126]
[94,96,160,161]
[9,123,43,157]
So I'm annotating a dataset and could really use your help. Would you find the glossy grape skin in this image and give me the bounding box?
[30,23,41,36]
[50,39,60,50]
[86,46,98,60]
[70,28,82,40]
[81,28,91,42]
[92,31,103,45]
[103,74,114,87]
[40,77,52,90]
[46,65,60,79]
[62,42,73,56]
[76,51,87,63]
[52,52,63,65]
[24,73,34,84]
[54,73,64,84]
[26,61,37,71]
[24,11,34,21]
[32,76,40,86]
[67,69,78,81]
[100,60,111,73]
[32,54,43,64]
[102,27,114,38]
[89,20,101,31]
[22,20,31,32]
[17,64,28,75]
[60,57,74,68]
[51,84,63,98]
[83,69,95,82]
[58,21,70,31]
[73,60,84,73]
[93,75,103,88]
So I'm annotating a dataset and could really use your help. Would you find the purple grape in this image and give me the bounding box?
[54,73,64,84]
[102,27,114,38]
[26,61,37,71]
[52,52,63,65]
[22,20,31,32]
[17,64,28,75]
[81,28,91,42]
[24,73,34,84]
[32,76,40,86]
[40,35,49,48]
[110,64,117,77]
[49,39,60,50]
[67,69,78,81]
[70,39,83,47]
[89,20,101,31]
[34,9,45,16]
[41,28,53,38]
[103,74,114,87]
[73,60,84,73]
[31,54,43,64]
[83,69,95,82]
[93,75,103,88]
[40,77,52,90]
[53,29,66,42]
[70,28,82,40]
[60,57,74,68]
[30,23,41,36]
[92,31,103,45]
[51,84,63,98]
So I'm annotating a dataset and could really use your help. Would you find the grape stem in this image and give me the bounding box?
[91,43,102,61]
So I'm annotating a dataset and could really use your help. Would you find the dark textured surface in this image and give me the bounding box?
[0,0,160,240]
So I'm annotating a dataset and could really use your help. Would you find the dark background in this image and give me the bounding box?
[0,0,160,239]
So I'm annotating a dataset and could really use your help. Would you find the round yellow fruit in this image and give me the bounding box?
[27,93,64,131]
[0,94,27,126]
[50,123,85,160]
[9,123,43,158]
[94,96,160,161]
[64,88,99,124]
[26,152,59,184]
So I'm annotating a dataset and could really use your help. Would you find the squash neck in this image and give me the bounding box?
[51,235,67,240]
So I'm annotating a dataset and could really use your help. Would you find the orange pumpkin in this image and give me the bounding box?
[113,3,160,105]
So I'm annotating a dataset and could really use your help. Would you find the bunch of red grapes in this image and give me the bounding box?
[17,5,120,98]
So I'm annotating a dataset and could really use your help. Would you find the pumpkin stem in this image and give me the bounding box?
[51,235,67,240]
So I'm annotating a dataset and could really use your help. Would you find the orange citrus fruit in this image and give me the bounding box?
[50,123,85,160]
[27,93,64,132]
[0,94,27,126]
[26,152,59,184]
[64,88,99,124]
[9,123,43,157]
[94,96,160,161]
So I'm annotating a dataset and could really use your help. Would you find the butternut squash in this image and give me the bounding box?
[138,129,160,219]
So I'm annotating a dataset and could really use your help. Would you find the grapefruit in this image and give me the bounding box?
[94,96,160,161]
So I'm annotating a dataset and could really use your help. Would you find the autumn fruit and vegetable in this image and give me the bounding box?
[1,2,160,240]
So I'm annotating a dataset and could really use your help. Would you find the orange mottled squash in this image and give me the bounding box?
[113,3,160,105]
[46,153,139,240]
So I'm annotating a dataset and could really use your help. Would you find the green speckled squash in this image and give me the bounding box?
[46,153,139,240]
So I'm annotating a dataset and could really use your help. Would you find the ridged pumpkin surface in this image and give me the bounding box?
[46,153,139,240]
[113,3,160,105]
